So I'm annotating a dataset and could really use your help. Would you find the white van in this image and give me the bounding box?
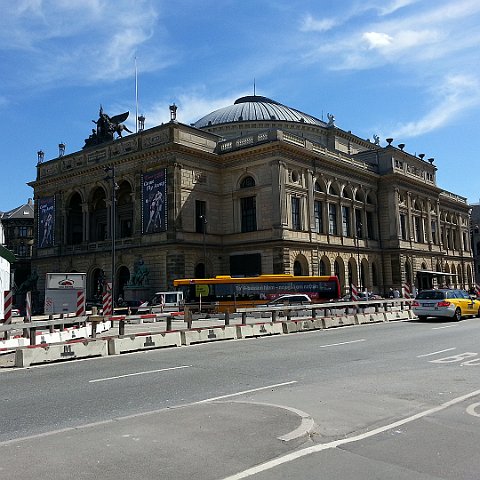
[140,291,184,313]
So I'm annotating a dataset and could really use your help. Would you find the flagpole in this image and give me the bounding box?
[135,56,139,133]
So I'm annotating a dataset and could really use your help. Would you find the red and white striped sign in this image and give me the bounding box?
[3,290,12,324]
[76,290,86,317]
[475,284,480,297]
[351,284,359,301]
[25,291,32,322]
[403,283,411,299]
[102,289,113,315]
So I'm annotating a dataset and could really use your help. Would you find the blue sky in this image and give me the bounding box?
[1,0,480,211]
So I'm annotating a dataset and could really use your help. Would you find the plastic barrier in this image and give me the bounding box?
[236,322,283,339]
[108,331,182,355]
[181,325,237,346]
[14,338,108,367]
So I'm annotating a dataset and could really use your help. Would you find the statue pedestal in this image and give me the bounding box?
[124,286,151,303]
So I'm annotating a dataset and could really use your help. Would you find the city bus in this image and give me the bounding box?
[173,274,341,313]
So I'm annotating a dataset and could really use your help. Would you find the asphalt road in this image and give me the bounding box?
[1,316,480,479]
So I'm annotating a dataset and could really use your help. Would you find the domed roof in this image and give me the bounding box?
[193,95,325,129]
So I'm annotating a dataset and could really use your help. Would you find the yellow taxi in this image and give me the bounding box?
[412,289,480,321]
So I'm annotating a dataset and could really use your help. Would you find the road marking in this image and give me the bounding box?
[466,402,480,417]
[221,387,480,480]
[0,380,298,445]
[194,381,298,404]
[417,347,456,358]
[318,339,365,348]
[89,365,192,383]
[432,325,457,330]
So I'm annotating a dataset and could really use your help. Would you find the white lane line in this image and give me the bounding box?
[432,325,457,330]
[194,381,298,404]
[89,365,192,383]
[221,387,480,480]
[0,380,298,445]
[417,347,456,358]
[319,339,365,348]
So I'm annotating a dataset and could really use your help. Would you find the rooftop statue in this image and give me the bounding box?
[83,106,133,148]
[327,113,335,127]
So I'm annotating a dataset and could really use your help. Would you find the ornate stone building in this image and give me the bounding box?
[29,95,473,303]
[1,199,34,290]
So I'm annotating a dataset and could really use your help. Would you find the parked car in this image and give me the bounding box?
[264,294,312,306]
[412,289,480,321]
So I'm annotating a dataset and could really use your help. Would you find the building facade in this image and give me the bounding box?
[29,96,473,303]
[1,199,34,291]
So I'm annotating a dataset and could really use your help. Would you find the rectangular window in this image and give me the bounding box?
[19,226,28,237]
[414,217,421,242]
[241,196,257,232]
[328,203,337,235]
[431,220,437,244]
[291,197,301,230]
[342,206,350,237]
[195,200,206,233]
[400,214,407,240]
[314,201,323,233]
[355,209,362,238]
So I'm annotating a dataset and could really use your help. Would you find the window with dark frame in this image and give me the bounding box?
[195,200,206,233]
[292,197,301,230]
[241,196,257,232]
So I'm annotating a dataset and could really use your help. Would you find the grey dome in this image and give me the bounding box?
[193,95,326,128]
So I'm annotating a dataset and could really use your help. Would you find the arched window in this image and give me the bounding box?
[293,261,302,276]
[240,176,255,188]
[319,259,327,276]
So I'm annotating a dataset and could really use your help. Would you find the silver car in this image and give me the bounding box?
[412,289,480,321]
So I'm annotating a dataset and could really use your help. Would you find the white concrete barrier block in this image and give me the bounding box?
[15,339,108,367]
[384,311,407,322]
[181,326,237,346]
[355,313,384,324]
[108,331,182,354]
[282,319,322,334]
[322,315,355,329]
[236,322,282,339]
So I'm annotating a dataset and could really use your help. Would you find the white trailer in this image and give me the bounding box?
[44,273,86,314]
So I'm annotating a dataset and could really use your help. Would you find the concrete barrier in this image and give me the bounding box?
[355,312,385,325]
[108,331,182,355]
[14,338,108,367]
[181,325,237,346]
[322,315,355,329]
[236,322,283,339]
[384,310,409,322]
[282,318,323,333]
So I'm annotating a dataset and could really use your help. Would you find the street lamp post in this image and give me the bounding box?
[356,221,362,292]
[199,215,207,277]
[104,166,118,304]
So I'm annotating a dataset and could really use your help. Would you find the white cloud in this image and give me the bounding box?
[363,32,393,48]
[300,14,337,32]
[376,0,418,16]
[0,0,167,88]
[392,74,480,137]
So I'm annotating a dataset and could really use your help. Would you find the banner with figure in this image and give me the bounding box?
[142,169,167,234]
[38,196,55,248]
